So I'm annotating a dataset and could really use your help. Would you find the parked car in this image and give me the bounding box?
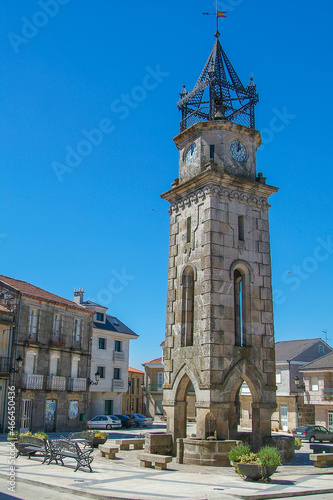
[87,415,122,430]
[293,425,333,442]
[126,413,153,427]
[115,414,136,428]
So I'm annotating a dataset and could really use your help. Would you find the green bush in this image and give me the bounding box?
[7,430,19,440]
[257,446,281,468]
[228,443,251,463]
[294,437,302,448]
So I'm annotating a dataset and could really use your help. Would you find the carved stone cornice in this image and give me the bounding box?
[167,184,271,214]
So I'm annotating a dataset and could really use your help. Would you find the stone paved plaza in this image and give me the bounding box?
[1,426,333,500]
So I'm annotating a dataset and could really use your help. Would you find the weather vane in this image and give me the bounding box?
[202,0,227,38]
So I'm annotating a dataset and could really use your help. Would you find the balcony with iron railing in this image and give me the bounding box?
[47,375,66,391]
[68,377,87,391]
[322,388,333,402]
[21,373,44,390]
[49,332,66,348]
[72,339,81,349]
[0,357,10,374]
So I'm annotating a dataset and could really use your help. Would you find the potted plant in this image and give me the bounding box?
[294,437,302,450]
[7,430,19,442]
[229,444,281,481]
[85,429,108,447]
[33,431,48,440]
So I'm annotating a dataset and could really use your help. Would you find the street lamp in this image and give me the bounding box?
[295,376,306,391]
[88,371,100,386]
[10,355,23,373]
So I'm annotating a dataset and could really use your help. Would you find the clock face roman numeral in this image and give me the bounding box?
[185,143,197,164]
[230,140,247,162]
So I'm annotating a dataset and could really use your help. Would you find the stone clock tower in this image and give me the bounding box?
[161,36,278,451]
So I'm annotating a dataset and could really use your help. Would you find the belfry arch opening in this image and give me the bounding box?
[234,268,245,346]
[181,266,195,347]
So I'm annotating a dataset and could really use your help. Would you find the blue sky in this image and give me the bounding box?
[1,0,333,369]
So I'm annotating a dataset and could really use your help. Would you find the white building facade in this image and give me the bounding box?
[73,289,138,418]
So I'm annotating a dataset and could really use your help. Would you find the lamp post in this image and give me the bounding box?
[10,355,23,373]
[295,376,306,391]
[141,382,146,415]
[294,376,306,429]
[88,371,100,386]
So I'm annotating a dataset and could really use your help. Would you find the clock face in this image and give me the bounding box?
[230,140,247,162]
[185,143,197,164]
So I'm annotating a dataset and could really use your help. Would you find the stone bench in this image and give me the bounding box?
[309,453,333,468]
[115,438,145,450]
[98,444,118,459]
[137,452,172,470]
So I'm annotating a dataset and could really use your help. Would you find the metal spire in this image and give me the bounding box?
[178,11,258,132]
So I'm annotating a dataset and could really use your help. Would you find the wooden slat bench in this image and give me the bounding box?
[309,453,333,468]
[137,452,172,470]
[98,444,118,459]
[48,439,94,472]
[115,438,145,450]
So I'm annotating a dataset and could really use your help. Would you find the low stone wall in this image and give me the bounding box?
[177,438,240,466]
[263,435,295,463]
[145,432,173,455]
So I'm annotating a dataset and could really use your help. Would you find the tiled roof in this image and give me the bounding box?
[0,275,90,312]
[275,338,323,361]
[160,341,165,347]
[142,357,162,365]
[93,314,138,337]
[301,352,333,370]
[128,367,144,374]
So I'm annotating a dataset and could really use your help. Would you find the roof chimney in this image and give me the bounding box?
[73,287,84,305]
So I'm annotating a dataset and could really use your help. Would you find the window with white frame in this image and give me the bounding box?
[311,377,319,391]
[97,366,105,379]
[71,356,80,378]
[28,308,39,340]
[98,337,106,350]
[49,353,60,376]
[73,319,81,346]
[157,372,164,390]
[25,350,37,374]
[276,370,281,384]
[53,314,62,337]
[95,312,104,322]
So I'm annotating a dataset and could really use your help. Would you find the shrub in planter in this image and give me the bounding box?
[229,444,281,481]
[33,431,48,440]
[19,431,32,437]
[86,429,108,447]
[294,437,302,449]
[228,443,251,464]
[7,430,19,441]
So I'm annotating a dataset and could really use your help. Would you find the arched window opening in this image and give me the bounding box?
[234,269,245,346]
[181,266,194,347]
